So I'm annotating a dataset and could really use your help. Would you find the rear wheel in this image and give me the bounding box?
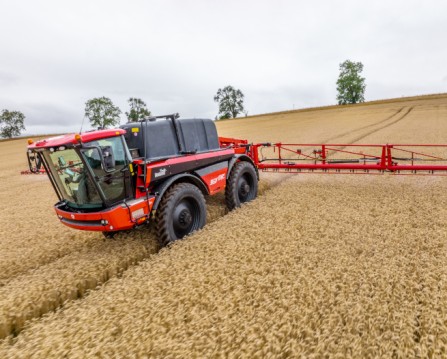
[155,183,207,247]
[225,161,258,210]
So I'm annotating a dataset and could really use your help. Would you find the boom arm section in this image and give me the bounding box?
[220,138,447,175]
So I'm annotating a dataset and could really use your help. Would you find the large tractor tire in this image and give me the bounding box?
[155,183,207,247]
[225,161,258,211]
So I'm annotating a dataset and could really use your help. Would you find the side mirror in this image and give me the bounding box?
[101,145,115,172]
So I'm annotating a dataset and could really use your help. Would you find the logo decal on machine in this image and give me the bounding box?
[154,168,167,178]
[210,173,226,186]
[131,208,145,220]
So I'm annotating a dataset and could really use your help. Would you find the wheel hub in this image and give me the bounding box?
[178,209,192,227]
[238,179,250,197]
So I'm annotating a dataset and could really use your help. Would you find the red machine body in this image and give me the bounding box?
[26,114,447,245]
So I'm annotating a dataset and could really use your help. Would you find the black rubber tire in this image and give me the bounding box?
[154,183,207,247]
[225,161,258,211]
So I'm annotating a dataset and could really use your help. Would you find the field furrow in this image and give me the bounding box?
[336,106,413,145]
[322,106,406,143]
[0,181,97,287]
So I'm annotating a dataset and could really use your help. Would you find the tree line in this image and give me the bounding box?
[1,59,366,138]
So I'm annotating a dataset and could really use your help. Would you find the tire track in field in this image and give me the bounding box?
[0,178,98,289]
[0,234,154,338]
[0,222,95,289]
[343,106,413,145]
[322,107,406,144]
[322,107,413,158]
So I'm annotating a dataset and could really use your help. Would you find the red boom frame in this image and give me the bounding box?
[217,139,447,175]
[249,143,447,174]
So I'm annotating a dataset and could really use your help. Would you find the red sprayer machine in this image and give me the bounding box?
[26,113,447,246]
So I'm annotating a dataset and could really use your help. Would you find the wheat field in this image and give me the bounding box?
[0,94,446,357]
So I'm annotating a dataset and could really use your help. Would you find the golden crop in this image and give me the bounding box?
[0,95,446,357]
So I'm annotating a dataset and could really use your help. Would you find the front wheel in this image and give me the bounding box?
[225,161,258,211]
[155,183,207,247]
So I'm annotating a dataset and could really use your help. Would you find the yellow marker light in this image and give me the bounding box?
[116,131,120,135]
[74,134,82,142]
[137,217,147,224]
[27,139,34,145]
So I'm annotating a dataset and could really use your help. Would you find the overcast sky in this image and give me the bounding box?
[1,0,446,135]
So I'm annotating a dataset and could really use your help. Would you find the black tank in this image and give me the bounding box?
[120,118,220,161]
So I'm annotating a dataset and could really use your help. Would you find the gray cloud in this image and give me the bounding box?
[21,103,77,127]
[0,70,19,87]
[1,0,446,135]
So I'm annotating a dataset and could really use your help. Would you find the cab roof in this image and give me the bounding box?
[28,129,126,149]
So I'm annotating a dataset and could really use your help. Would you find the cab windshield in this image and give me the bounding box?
[41,136,130,209]
[42,148,103,209]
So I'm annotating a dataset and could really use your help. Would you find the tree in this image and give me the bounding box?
[214,85,245,119]
[336,60,366,105]
[125,98,151,122]
[0,110,25,138]
[218,113,231,120]
[84,97,121,129]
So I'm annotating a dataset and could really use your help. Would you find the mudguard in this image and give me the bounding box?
[227,154,259,180]
[151,173,209,211]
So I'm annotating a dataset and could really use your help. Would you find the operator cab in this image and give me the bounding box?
[29,130,133,211]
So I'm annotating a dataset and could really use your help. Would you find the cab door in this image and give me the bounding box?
[82,136,134,206]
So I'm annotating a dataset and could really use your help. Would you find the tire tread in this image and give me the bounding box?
[154,183,206,247]
[225,161,258,211]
